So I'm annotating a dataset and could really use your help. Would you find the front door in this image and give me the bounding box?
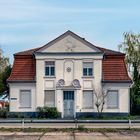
[63,91,74,118]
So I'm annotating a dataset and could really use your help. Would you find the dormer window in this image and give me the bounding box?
[45,61,55,76]
[83,62,93,76]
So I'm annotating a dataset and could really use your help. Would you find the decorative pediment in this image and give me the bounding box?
[36,31,102,53]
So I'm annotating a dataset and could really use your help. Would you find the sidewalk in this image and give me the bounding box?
[0,132,140,140]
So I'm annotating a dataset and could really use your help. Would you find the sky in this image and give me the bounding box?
[0,0,140,64]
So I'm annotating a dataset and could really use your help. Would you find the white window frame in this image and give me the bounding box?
[107,90,119,109]
[19,90,31,108]
[82,90,94,109]
[83,62,93,77]
[45,61,55,77]
[44,90,55,107]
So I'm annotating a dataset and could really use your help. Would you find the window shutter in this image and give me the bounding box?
[20,90,31,108]
[107,90,118,108]
[44,90,55,107]
[83,91,93,108]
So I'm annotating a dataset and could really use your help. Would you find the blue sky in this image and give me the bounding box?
[0,0,140,64]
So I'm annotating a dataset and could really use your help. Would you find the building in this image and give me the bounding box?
[7,31,131,118]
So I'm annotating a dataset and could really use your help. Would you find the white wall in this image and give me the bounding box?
[102,83,130,113]
[36,59,46,107]
[9,83,36,112]
[77,83,130,113]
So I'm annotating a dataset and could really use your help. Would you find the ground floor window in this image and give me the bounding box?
[19,90,31,108]
[107,90,119,109]
[83,90,93,109]
[44,90,55,107]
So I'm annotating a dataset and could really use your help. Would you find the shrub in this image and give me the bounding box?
[36,106,60,118]
[0,108,8,118]
[78,125,86,131]
[7,112,19,118]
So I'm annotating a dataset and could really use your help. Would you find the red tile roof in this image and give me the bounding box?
[7,55,36,82]
[102,55,131,82]
[7,31,131,83]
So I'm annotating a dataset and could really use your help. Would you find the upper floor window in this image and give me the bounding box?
[45,61,55,76]
[83,62,93,76]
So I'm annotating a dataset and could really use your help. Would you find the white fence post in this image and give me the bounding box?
[75,119,78,128]
[22,119,25,128]
[129,119,131,129]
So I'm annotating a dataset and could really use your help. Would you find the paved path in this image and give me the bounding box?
[0,132,140,140]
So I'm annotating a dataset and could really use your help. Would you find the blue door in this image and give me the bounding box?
[63,91,74,118]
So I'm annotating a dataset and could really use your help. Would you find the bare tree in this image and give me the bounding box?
[94,87,108,118]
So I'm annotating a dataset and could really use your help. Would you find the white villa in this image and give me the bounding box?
[8,31,131,118]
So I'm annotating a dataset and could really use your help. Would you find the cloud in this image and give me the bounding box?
[0,0,139,22]
[0,0,140,64]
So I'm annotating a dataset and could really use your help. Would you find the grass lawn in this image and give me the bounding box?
[0,127,140,133]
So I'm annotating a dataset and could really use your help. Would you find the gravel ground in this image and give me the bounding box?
[0,131,140,140]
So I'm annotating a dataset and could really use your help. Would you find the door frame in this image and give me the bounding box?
[62,90,75,118]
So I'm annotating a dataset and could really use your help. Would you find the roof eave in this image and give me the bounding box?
[102,80,132,83]
[7,80,36,83]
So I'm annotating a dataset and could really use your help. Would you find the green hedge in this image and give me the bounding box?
[0,108,8,118]
[36,106,60,118]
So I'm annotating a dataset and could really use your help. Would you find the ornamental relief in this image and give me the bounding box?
[56,79,81,89]
[65,38,76,52]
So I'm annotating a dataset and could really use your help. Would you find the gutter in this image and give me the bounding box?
[102,80,132,83]
[7,80,36,83]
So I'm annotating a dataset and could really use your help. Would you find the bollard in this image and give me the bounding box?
[129,119,131,129]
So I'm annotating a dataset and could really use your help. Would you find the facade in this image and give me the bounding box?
[7,31,131,118]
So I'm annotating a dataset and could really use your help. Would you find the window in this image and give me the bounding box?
[44,90,55,107]
[19,90,31,108]
[83,62,93,76]
[107,90,119,109]
[63,91,74,100]
[83,91,93,109]
[45,61,55,76]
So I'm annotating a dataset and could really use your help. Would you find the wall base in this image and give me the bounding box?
[76,112,129,118]
[8,112,129,118]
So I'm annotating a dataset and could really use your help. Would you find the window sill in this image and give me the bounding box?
[19,107,32,109]
[107,107,119,109]
[82,76,94,79]
[82,107,94,109]
[10,98,17,100]
[44,76,56,79]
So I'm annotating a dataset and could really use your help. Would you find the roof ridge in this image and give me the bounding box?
[96,46,124,55]
[14,47,41,55]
